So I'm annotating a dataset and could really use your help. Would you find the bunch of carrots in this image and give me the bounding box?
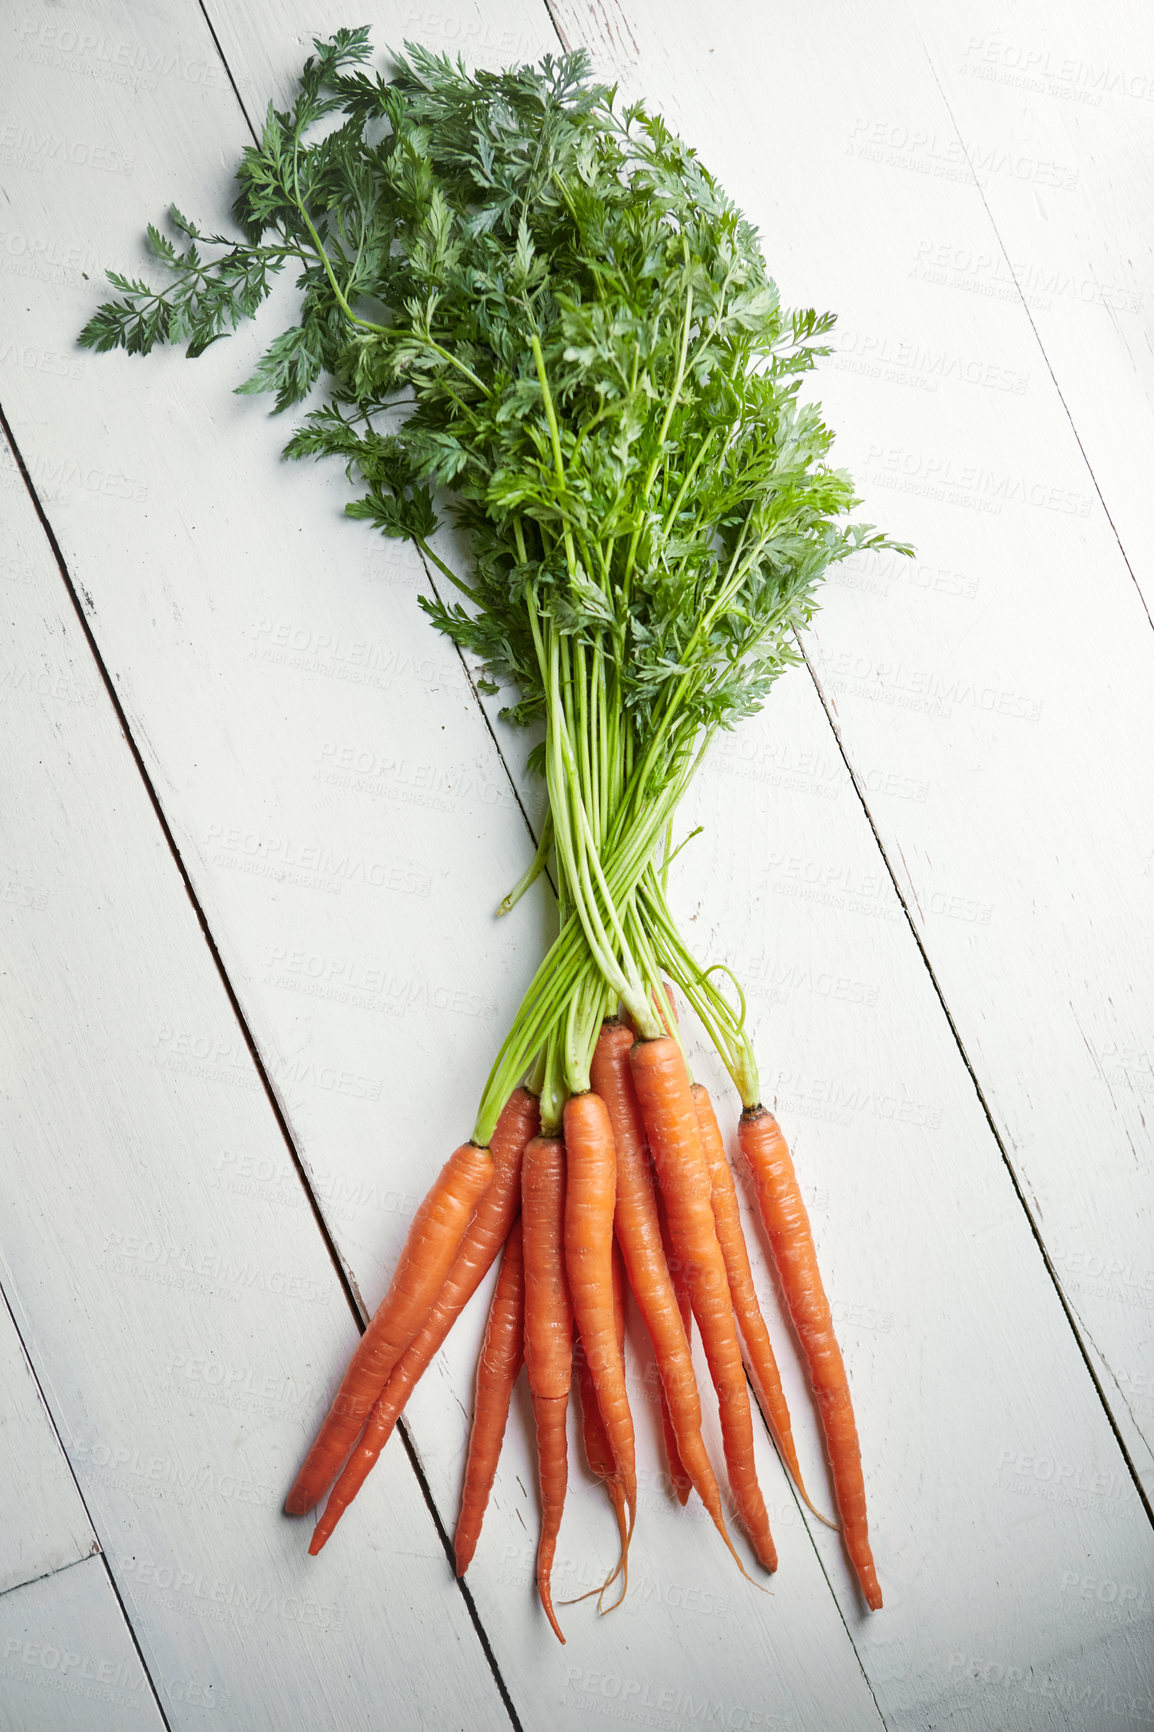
[81,32,905,1636]
[285,1005,883,1637]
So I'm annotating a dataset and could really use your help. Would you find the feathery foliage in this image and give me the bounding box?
[81,32,907,1131]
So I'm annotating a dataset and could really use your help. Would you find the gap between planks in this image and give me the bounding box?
[0,1552,97,1606]
[23,0,1149,1714]
[543,0,1154,1527]
[801,642,1154,1532]
[914,27,1154,635]
[0,1555,176,1732]
[0,1285,175,1729]
[0,396,526,1732]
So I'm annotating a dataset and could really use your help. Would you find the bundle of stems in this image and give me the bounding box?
[81,30,906,1634]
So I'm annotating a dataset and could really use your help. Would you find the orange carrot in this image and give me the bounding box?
[657,1372,692,1506]
[563,1091,637,1537]
[651,990,696,1500]
[522,1132,572,1643]
[589,1021,746,1571]
[571,1242,630,1608]
[739,1104,882,1610]
[454,1218,526,1576]
[307,1088,538,1551]
[611,1008,692,1503]
[654,1182,694,1506]
[631,1036,777,1573]
[691,1083,827,1523]
[285,1140,493,1516]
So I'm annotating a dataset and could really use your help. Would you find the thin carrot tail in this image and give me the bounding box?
[559,1473,629,1613]
[573,1330,633,1605]
[659,1384,692,1505]
[455,1219,526,1577]
[532,1390,569,1644]
[308,1402,399,1554]
[748,1384,841,1532]
[654,1192,694,1506]
[818,1385,883,1608]
[453,1354,523,1578]
[598,1481,630,1613]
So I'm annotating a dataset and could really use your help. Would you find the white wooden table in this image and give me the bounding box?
[2,2,1153,1727]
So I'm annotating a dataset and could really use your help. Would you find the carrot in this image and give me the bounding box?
[648,994,694,1506]
[630,1036,777,1573]
[588,1021,747,1573]
[285,1140,493,1516]
[563,1091,637,1537]
[738,1104,882,1610]
[521,1132,573,1643]
[654,1184,694,1506]
[691,1083,830,1525]
[657,1373,692,1506]
[570,1242,630,1609]
[453,1217,526,1576]
[306,1088,538,1551]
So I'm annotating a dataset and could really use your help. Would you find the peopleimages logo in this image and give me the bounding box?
[832,327,1028,396]
[847,116,1078,191]
[118,1557,346,1630]
[204,822,432,898]
[563,1666,792,1730]
[863,443,1092,518]
[910,239,1140,313]
[0,228,103,282]
[15,18,231,91]
[960,34,1154,105]
[103,1229,325,1305]
[944,1651,1154,1722]
[0,1639,146,1711]
[1059,1570,1151,1613]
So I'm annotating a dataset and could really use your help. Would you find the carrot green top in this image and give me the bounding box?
[80,31,907,1137]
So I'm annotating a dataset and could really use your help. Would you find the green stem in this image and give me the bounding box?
[292,178,492,400]
[414,536,477,600]
[498,810,553,916]
[621,282,695,601]
[531,334,578,580]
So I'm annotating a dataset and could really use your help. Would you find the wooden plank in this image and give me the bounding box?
[536,0,1154,1722]
[0,1293,95,1596]
[542,0,1154,1482]
[0,1556,168,1732]
[907,0,1154,1485]
[3,1,1153,1729]
[911,0,1154,609]
[139,3,1150,1718]
[0,428,509,1727]
[0,2,888,1724]
[0,0,553,1307]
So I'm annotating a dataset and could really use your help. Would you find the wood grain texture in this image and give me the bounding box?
[0,427,509,1726]
[546,0,1154,1477]
[1,0,1153,1727]
[912,0,1154,610]
[0,1557,168,1731]
[0,1295,95,1596]
[0,0,554,1313]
